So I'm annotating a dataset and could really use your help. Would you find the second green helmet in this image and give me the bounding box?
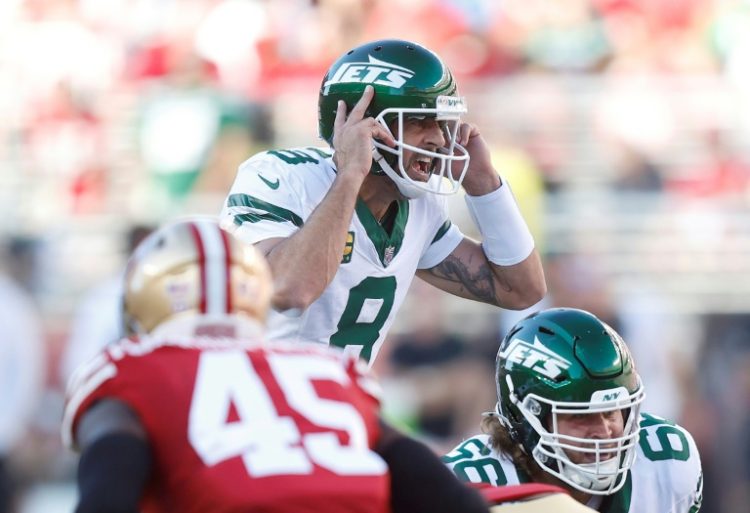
[495,308,645,496]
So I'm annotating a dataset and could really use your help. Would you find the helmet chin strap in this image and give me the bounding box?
[372,148,427,199]
[559,456,620,492]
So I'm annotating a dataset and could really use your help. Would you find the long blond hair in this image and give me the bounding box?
[481,413,547,483]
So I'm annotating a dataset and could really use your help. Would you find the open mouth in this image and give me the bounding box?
[578,448,617,464]
[409,157,433,181]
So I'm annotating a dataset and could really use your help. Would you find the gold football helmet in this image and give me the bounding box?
[122,217,272,338]
[488,493,595,513]
[483,484,596,513]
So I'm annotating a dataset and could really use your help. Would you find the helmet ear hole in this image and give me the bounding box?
[498,401,524,444]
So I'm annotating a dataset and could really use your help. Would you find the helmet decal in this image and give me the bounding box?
[435,95,467,120]
[322,55,415,91]
[499,336,572,380]
[590,387,629,404]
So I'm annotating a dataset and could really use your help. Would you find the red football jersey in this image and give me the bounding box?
[62,336,390,513]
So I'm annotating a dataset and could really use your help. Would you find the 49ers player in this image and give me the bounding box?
[62,217,489,513]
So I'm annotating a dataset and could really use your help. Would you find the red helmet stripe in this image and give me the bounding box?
[192,220,229,315]
[218,227,232,313]
[187,222,207,314]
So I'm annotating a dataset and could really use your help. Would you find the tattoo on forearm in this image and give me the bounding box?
[429,254,511,303]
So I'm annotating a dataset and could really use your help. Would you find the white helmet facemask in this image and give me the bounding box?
[371,96,470,199]
[508,376,646,496]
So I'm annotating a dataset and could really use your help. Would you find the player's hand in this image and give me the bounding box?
[332,85,395,179]
[452,121,501,195]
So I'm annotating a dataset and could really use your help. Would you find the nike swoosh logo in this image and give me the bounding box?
[258,174,280,190]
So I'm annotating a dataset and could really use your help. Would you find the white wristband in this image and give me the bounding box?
[464,182,535,266]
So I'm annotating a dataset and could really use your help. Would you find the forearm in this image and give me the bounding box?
[419,178,546,309]
[75,433,151,513]
[268,173,363,310]
[487,248,546,309]
[466,181,546,308]
[418,242,544,310]
[74,401,151,513]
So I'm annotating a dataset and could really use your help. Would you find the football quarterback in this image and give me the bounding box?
[221,39,545,365]
[444,308,703,512]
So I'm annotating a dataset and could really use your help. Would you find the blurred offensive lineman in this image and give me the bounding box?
[443,308,703,512]
[61,218,490,513]
[220,39,546,365]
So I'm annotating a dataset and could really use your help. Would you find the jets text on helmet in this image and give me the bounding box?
[323,55,415,91]
[500,337,573,380]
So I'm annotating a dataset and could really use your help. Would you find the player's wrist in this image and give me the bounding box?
[461,168,502,196]
[334,167,368,189]
[465,182,535,266]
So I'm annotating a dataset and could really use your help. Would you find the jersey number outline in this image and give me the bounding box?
[638,413,691,462]
[639,425,690,462]
[442,439,508,486]
[188,351,386,477]
[329,276,397,362]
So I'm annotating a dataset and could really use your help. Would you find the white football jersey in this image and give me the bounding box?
[443,413,703,513]
[220,147,463,365]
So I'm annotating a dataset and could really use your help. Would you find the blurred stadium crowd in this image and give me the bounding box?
[1,0,749,512]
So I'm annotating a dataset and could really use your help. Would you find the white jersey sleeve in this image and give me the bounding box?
[220,147,334,244]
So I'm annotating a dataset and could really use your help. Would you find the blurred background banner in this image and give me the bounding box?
[0,1,748,512]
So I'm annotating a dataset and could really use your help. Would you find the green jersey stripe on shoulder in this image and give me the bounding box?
[266,147,332,165]
[431,220,451,244]
[267,149,319,165]
[305,147,333,159]
[227,194,303,227]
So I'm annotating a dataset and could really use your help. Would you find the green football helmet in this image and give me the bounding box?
[318,39,469,198]
[494,308,645,495]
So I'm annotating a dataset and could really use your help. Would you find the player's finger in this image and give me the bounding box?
[348,85,374,121]
[460,122,477,146]
[333,100,347,133]
[372,124,395,147]
[455,122,468,145]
